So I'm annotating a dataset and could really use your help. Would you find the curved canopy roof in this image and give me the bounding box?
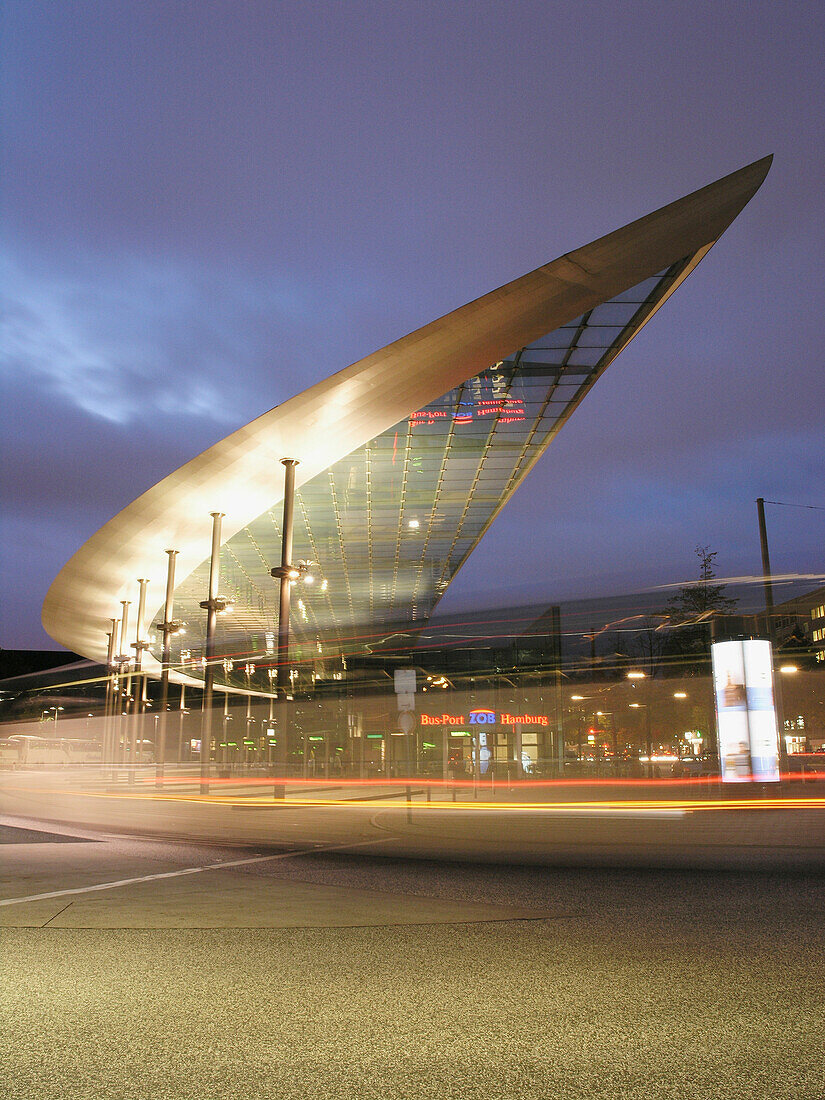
[43,156,772,687]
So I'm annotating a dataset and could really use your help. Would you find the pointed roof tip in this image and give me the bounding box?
[708,153,773,218]
[721,153,773,194]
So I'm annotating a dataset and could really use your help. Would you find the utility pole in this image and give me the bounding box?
[756,497,787,772]
[756,498,774,636]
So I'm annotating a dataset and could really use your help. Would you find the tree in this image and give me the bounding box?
[665,545,738,620]
[663,546,737,673]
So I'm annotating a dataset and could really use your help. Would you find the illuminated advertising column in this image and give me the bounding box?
[712,638,780,783]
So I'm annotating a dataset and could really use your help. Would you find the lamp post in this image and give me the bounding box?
[627,671,652,776]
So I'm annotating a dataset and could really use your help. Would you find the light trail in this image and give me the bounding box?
[140,772,825,788]
[27,787,825,815]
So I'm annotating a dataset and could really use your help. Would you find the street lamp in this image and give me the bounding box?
[45,706,64,729]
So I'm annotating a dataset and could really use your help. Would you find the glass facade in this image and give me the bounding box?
[155,260,691,682]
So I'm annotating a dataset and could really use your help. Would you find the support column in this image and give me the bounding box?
[200,512,225,794]
[156,549,179,781]
[129,579,149,783]
[118,601,131,765]
[270,458,299,775]
[102,623,117,765]
[275,459,298,698]
[178,684,187,763]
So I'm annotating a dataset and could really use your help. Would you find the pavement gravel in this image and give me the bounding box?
[3,857,824,1100]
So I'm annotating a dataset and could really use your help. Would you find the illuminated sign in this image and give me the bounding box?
[712,639,780,783]
[410,369,527,430]
[499,712,549,727]
[420,708,548,728]
[469,708,495,724]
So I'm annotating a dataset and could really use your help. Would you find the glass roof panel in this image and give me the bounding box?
[154,260,690,682]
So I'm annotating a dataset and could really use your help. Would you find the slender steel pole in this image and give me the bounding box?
[178,683,186,764]
[756,498,775,635]
[132,581,148,693]
[119,602,131,765]
[156,549,178,782]
[756,497,787,772]
[103,622,117,764]
[129,579,149,783]
[200,512,224,794]
[552,605,564,776]
[270,458,299,778]
[277,459,298,697]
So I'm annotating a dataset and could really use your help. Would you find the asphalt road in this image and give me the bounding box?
[2,816,824,1100]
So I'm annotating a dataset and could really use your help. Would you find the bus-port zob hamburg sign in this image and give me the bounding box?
[420,708,549,728]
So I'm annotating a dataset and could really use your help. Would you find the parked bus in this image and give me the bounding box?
[1,735,103,766]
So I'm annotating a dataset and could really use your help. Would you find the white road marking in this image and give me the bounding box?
[0,836,394,907]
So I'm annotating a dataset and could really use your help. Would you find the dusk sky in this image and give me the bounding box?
[2,0,823,650]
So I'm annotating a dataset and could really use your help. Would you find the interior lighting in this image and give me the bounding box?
[673,692,688,699]
[780,664,798,674]
[408,519,420,529]
[629,703,642,709]
[320,579,328,592]
[627,671,645,680]
[571,695,584,701]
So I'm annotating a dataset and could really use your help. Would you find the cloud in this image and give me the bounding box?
[0,248,350,427]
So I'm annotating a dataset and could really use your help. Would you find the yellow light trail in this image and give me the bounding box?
[33,788,825,815]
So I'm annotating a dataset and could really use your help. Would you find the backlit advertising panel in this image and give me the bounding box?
[712,639,780,783]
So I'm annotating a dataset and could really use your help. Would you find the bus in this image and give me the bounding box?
[1,735,103,766]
